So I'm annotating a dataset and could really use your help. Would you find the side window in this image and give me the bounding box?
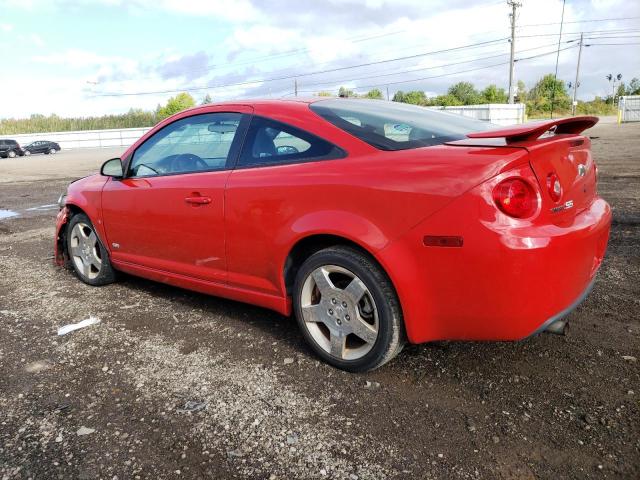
[238,116,344,167]
[129,112,243,177]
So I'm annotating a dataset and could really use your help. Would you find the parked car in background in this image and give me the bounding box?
[0,139,25,158]
[24,140,61,156]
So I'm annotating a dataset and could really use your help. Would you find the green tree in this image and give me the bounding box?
[392,90,426,105]
[338,86,355,98]
[448,82,481,104]
[516,80,527,103]
[201,93,213,105]
[426,94,463,106]
[629,77,640,95]
[157,92,196,120]
[527,74,570,114]
[363,88,384,99]
[392,90,406,102]
[316,90,333,97]
[480,84,508,103]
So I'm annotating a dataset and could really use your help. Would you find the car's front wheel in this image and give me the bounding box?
[66,213,116,286]
[49,148,57,154]
[293,246,405,372]
[24,150,31,156]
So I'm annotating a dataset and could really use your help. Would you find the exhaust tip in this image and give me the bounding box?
[546,320,569,336]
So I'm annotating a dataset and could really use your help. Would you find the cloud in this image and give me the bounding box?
[0,23,14,32]
[157,51,212,81]
[1,0,639,118]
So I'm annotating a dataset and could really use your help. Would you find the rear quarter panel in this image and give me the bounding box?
[225,105,529,300]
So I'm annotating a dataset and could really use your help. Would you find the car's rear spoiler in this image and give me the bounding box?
[466,116,599,143]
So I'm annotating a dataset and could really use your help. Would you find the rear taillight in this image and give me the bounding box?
[492,178,538,218]
[546,172,562,202]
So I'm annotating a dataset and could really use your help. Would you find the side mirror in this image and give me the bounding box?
[100,158,124,178]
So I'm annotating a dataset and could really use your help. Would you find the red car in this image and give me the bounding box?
[54,99,611,372]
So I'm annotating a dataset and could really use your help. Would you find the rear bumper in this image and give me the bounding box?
[378,194,612,344]
[529,275,596,336]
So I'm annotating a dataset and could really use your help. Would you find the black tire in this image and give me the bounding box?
[293,246,405,372]
[66,213,116,286]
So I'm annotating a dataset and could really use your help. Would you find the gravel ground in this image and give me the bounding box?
[0,121,638,479]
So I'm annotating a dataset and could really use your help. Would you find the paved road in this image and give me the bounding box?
[0,147,124,184]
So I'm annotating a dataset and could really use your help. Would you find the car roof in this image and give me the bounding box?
[177,97,328,116]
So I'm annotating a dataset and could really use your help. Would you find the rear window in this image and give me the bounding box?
[310,99,490,151]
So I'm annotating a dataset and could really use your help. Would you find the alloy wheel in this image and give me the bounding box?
[69,222,102,280]
[300,265,379,360]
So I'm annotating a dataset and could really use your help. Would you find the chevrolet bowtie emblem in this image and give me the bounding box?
[578,164,586,177]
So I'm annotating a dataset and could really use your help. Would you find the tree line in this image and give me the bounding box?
[1,74,638,135]
[335,74,640,116]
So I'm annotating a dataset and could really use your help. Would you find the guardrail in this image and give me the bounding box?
[428,103,526,126]
[9,127,152,150]
[5,103,527,151]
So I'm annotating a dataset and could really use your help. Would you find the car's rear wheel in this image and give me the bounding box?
[8,150,16,158]
[24,150,31,156]
[293,246,405,372]
[66,213,116,286]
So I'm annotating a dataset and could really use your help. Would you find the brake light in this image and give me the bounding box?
[492,178,537,218]
[546,172,562,202]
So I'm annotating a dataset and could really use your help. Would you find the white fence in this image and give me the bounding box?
[618,96,640,123]
[10,127,151,150]
[6,103,526,151]
[428,103,526,125]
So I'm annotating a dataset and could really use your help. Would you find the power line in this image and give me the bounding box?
[92,37,509,97]
[300,41,565,88]
[297,45,577,93]
[517,15,640,28]
[517,28,640,38]
[585,42,640,46]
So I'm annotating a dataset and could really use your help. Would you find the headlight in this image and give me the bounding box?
[58,193,67,208]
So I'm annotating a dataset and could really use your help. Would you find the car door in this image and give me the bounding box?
[225,115,346,295]
[101,109,251,283]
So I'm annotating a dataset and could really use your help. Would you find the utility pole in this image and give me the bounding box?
[386,86,390,101]
[294,78,298,97]
[550,0,567,119]
[571,33,583,115]
[507,0,521,104]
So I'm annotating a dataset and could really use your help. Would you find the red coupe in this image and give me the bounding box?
[55,99,611,372]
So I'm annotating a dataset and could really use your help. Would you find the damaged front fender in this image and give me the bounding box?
[54,206,70,266]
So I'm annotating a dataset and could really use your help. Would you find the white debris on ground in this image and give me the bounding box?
[57,316,101,336]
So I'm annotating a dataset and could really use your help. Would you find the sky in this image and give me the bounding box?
[0,0,639,119]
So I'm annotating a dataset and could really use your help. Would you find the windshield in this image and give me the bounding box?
[310,99,491,151]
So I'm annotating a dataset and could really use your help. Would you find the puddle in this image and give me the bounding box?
[0,209,19,220]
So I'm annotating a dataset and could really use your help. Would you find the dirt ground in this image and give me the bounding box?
[1,121,638,480]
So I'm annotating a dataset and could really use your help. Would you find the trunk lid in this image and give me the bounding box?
[449,116,599,224]
[525,135,597,223]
